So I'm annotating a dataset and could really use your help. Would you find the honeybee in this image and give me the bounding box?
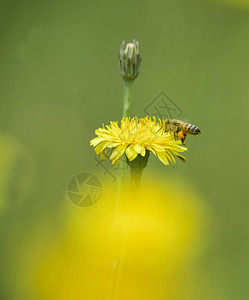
[164,119,201,145]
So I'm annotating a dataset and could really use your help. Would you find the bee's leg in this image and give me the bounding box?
[181,134,187,146]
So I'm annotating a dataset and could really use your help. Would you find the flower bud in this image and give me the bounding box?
[119,39,141,81]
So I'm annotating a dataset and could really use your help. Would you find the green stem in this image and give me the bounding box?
[130,167,143,192]
[118,80,133,192]
[122,80,133,117]
[109,80,133,300]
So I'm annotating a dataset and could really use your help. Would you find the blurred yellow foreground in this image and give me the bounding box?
[28,177,206,300]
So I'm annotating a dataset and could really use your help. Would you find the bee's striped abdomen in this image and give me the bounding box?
[183,123,201,135]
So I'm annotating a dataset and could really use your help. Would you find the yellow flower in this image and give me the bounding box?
[90,116,187,166]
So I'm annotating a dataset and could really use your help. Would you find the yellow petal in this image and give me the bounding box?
[112,156,122,165]
[134,144,146,156]
[94,141,110,154]
[110,144,126,162]
[164,150,175,165]
[145,145,156,156]
[100,151,106,161]
[141,146,146,156]
[90,137,104,147]
[173,151,186,162]
[156,151,169,166]
[126,144,138,161]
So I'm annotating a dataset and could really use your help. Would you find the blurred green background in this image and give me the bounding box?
[0,0,249,299]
